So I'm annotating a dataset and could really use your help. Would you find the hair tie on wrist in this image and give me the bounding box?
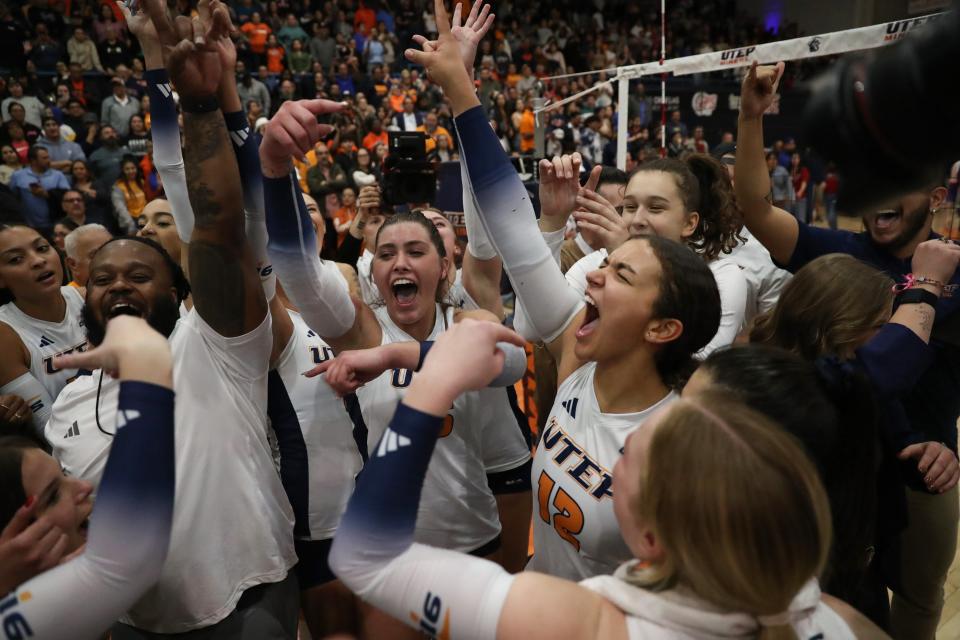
[180,94,220,114]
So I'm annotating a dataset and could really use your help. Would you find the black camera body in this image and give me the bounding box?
[802,6,959,213]
[382,131,437,207]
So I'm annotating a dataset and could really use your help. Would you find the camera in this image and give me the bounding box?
[801,4,960,213]
[382,131,437,206]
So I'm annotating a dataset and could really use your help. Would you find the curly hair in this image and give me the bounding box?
[632,154,743,261]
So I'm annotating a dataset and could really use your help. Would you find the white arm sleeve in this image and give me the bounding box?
[696,259,749,359]
[512,228,566,341]
[264,173,356,338]
[455,106,583,344]
[0,372,53,439]
[146,69,194,243]
[460,158,497,261]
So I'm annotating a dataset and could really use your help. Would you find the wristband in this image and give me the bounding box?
[896,287,940,309]
[179,94,220,114]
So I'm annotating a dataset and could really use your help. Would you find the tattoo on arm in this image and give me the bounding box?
[918,305,934,336]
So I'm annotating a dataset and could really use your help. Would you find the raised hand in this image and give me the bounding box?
[141,0,231,97]
[119,1,164,68]
[417,319,525,399]
[912,238,960,287]
[739,60,784,120]
[538,153,583,225]
[53,316,171,386]
[404,0,476,111]
[259,99,343,177]
[574,186,629,252]
[412,0,494,78]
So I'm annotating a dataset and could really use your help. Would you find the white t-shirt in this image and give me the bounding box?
[564,249,748,358]
[270,310,364,540]
[581,564,854,639]
[0,286,87,401]
[727,228,791,325]
[47,310,296,633]
[358,304,531,552]
[528,362,676,581]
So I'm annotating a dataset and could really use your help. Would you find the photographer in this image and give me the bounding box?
[736,60,960,638]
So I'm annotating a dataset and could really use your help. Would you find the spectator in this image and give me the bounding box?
[233,0,261,23]
[125,114,149,157]
[1,123,31,163]
[111,157,146,232]
[2,82,45,128]
[28,23,63,72]
[766,150,795,211]
[9,145,71,231]
[93,2,127,44]
[0,6,26,71]
[332,186,357,244]
[307,143,348,217]
[240,12,271,65]
[238,71,271,115]
[287,39,311,76]
[277,13,308,50]
[67,27,104,72]
[100,33,132,75]
[69,158,115,231]
[355,1,377,33]
[361,117,387,151]
[51,216,79,252]
[309,24,337,72]
[88,124,129,188]
[691,126,709,154]
[63,223,112,287]
[36,116,86,174]
[416,111,450,153]
[67,62,102,107]
[0,144,22,185]
[349,146,379,191]
[100,78,140,137]
[334,62,356,96]
[392,96,423,130]
[265,33,285,74]
[789,151,811,224]
[477,67,502,109]
[274,79,298,112]
[666,109,689,140]
[516,64,537,95]
[824,162,840,230]
[4,105,41,145]
[363,28,386,73]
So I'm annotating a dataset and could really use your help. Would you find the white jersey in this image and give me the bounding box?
[358,250,478,311]
[46,310,296,633]
[581,564,854,639]
[0,286,87,401]
[564,249,747,357]
[269,310,364,540]
[728,228,791,324]
[357,304,531,552]
[528,362,676,581]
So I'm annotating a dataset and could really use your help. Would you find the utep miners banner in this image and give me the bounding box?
[617,11,947,78]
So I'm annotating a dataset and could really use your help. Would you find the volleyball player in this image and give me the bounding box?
[0,315,175,640]
[0,224,87,434]
[326,313,884,639]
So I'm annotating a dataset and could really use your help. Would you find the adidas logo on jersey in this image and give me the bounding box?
[115,410,141,430]
[64,421,79,438]
[39,335,55,348]
[375,427,411,458]
[560,397,579,419]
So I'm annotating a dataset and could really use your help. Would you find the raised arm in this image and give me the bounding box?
[146,0,265,337]
[123,2,195,246]
[735,62,799,266]
[405,8,584,370]
[259,99,382,354]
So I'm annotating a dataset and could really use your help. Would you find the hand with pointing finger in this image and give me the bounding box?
[739,60,784,120]
[259,99,343,177]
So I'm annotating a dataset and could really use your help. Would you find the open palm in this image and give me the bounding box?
[413,0,494,76]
